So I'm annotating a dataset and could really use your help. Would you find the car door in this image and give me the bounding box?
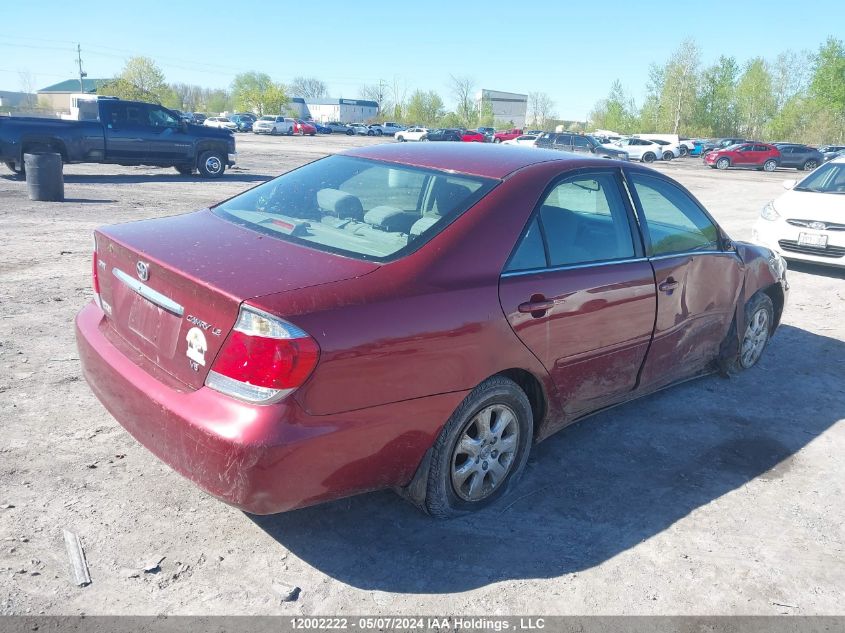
[499,169,656,423]
[102,101,150,162]
[626,170,743,391]
[571,135,592,156]
[144,105,192,163]
[553,133,573,152]
[733,144,756,166]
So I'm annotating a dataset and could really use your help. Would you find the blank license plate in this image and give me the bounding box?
[798,232,828,248]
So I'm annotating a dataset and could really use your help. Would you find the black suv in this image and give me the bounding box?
[701,137,748,155]
[535,132,628,160]
[773,144,824,170]
[422,128,462,142]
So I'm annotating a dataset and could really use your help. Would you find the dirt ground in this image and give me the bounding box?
[1,134,843,616]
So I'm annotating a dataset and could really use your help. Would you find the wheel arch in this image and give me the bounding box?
[21,136,68,162]
[762,282,785,331]
[494,368,547,439]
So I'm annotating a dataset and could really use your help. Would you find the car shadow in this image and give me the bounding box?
[787,261,845,280]
[61,173,273,185]
[249,324,843,594]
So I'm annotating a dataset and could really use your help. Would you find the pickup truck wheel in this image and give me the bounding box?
[197,151,225,179]
[287,127,294,136]
[493,138,502,144]
[375,129,383,136]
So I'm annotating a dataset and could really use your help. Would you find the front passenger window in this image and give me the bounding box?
[630,173,719,256]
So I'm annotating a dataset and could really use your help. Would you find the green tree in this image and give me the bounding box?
[658,38,701,133]
[735,58,776,138]
[100,56,169,103]
[449,75,478,127]
[404,90,444,126]
[231,72,286,115]
[590,80,635,132]
[695,55,739,136]
[809,37,845,140]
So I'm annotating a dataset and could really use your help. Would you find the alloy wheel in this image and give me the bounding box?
[740,308,770,368]
[450,404,520,502]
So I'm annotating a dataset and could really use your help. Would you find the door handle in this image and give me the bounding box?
[658,278,679,293]
[518,295,556,317]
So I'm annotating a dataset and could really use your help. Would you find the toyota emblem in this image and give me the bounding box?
[808,221,826,231]
[136,261,150,281]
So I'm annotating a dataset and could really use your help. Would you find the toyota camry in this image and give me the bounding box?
[76,143,788,517]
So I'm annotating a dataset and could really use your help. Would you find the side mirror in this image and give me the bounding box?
[720,234,736,252]
[782,179,796,190]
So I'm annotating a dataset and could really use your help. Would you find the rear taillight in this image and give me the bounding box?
[92,250,101,308]
[205,306,320,405]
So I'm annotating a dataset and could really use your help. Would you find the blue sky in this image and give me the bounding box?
[2,0,843,119]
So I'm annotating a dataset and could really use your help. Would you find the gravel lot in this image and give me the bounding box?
[1,133,843,616]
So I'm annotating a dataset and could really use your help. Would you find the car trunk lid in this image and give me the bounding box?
[94,209,378,389]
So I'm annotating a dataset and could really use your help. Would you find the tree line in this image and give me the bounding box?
[95,58,561,129]
[590,36,845,143]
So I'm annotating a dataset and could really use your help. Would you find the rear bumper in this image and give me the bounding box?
[75,302,464,514]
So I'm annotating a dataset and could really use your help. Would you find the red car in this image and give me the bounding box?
[460,130,486,143]
[704,142,780,171]
[493,128,524,143]
[294,120,317,136]
[76,144,788,517]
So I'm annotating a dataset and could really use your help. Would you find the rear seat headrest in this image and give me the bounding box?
[317,188,364,220]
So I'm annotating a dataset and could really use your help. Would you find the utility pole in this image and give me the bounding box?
[76,44,87,92]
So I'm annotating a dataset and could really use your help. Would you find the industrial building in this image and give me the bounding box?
[476,89,528,128]
[36,78,109,112]
[289,97,379,123]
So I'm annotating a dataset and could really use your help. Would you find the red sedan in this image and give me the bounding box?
[76,144,788,517]
[460,129,486,142]
[704,142,780,171]
[294,120,317,136]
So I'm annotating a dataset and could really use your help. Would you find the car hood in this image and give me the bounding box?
[776,189,845,222]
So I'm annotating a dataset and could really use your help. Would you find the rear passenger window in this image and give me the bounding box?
[539,172,635,267]
[506,217,546,272]
[630,173,719,255]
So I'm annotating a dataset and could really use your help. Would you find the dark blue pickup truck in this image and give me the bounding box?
[1,98,236,178]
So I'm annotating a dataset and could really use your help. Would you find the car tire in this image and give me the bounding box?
[422,376,533,518]
[663,151,674,160]
[679,146,689,157]
[763,159,777,172]
[287,127,294,136]
[197,151,226,179]
[716,157,730,170]
[802,159,818,171]
[346,129,353,136]
[298,128,304,136]
[270,128,278,136]
[720,292,774,375]
[397,136,405,142]
[642,152,656,163]
[367,130,374,136]
[493,138,501,144]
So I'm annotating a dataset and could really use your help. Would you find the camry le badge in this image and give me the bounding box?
[136,261,150,281]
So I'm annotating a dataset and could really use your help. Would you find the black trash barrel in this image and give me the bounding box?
[24,152,64,202]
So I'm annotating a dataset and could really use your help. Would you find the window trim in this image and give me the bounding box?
[622,168,730,258]
[502,167,644,274]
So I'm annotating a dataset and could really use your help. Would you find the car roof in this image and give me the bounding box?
[343,141,588,179]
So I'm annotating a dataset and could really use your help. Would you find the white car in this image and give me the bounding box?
[395,127,429,142]
[608,138,664,163]
[253,115,295,135]
[649,138,682,160]
[502,135,539,147]
[752,156,845,268]
[204,116,237,131]
[348,123,373,136]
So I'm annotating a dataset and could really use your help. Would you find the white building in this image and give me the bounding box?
[477,89,528,128]
[295,98,379,123]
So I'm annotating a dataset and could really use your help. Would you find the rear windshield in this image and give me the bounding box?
[213,155,496,261]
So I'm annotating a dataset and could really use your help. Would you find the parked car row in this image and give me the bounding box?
[702,141,825,172]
